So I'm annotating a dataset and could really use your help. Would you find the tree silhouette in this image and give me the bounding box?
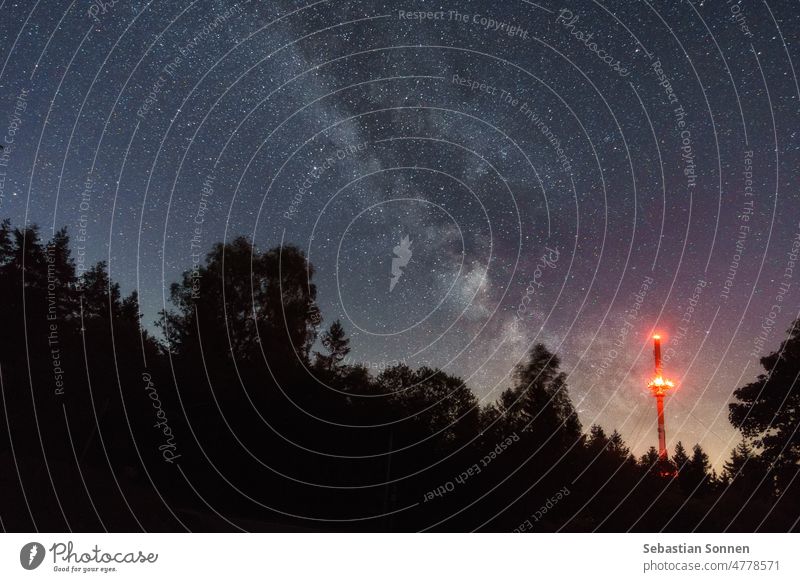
[640,446,660,473]
[162,238,318,365]
[0,219,12,262]
[673,441,689,469]
[315,319,350,371]
[80,261,123,318]
[494,343,582,446]
[681,444,712,495]
[607,430,631,461]
[729,320,800,492]
[587,424,609,455]
[379,364,478,450]
[723,438,766,494]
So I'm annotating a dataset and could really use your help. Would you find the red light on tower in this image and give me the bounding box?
[648,334,675,462]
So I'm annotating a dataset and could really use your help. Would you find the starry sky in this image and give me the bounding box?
[1,0,798,467]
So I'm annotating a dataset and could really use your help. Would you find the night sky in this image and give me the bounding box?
[1,0,798,468]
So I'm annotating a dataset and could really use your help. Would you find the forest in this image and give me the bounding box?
[0,220,798,532]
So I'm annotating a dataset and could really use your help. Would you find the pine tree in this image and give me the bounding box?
[12,225,47,287]
[673,441,689,470]
[641,446,660,470]
[0,218,13,265]
[316,320,350,370]
[723,438,767,495]
[80,261,122,318]
[724,439,754,479]
[587,424,608,454]
[46,227,79,319]
[120,290,142,323]
[608,430,631,461]
[681,444,711,494]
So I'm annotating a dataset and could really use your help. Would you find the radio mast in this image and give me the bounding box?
[648,334,675,463]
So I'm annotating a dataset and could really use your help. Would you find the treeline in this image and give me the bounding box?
[0,221,798,531]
